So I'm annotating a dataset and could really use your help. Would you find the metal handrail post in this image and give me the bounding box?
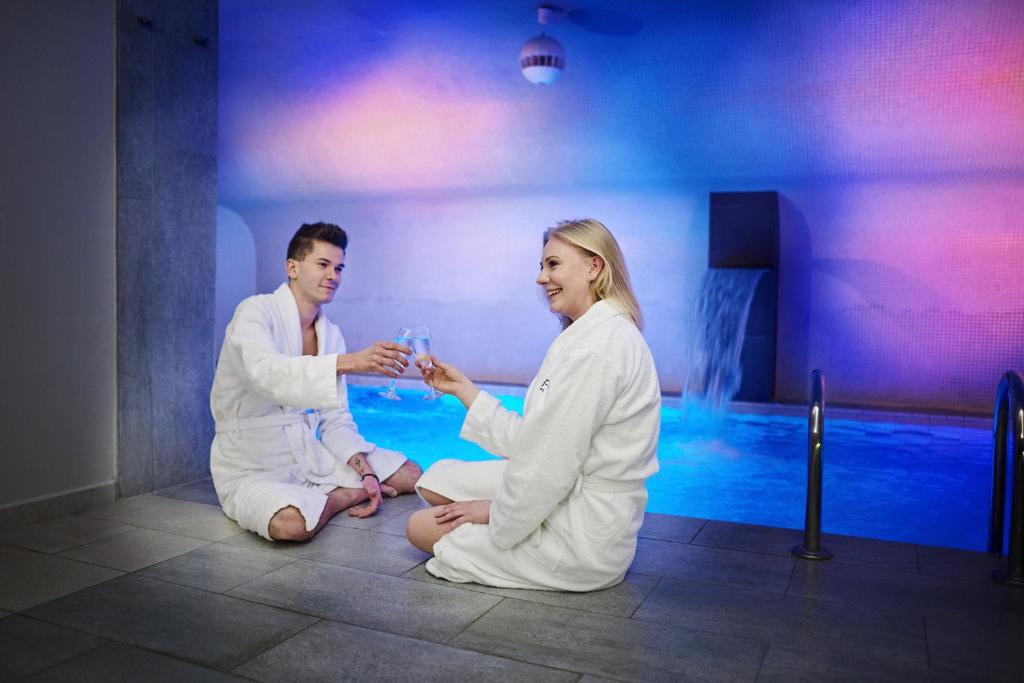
[988,380,1009,553]
[792,369,832,560]
[991,370,1024,585]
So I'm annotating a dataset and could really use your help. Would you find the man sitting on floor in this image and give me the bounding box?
[210,221,421,541]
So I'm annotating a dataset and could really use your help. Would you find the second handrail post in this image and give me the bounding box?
[792,369,833,560]
[988,370,1024,585]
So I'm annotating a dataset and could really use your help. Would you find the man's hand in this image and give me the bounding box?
[433,499,491,529]
[337,341,411,377]
[346,452,397,518]
[347,475,399,518]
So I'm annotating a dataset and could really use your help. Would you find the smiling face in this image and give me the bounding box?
[536,236,603,322]
[286,239,346,309]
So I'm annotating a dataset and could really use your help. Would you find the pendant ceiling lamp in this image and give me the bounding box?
[520,5,566,85]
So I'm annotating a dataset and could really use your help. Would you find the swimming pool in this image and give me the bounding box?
[347,384,994,551]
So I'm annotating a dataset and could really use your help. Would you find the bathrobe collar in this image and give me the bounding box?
[550,299,625,352]
[272,282,329,357]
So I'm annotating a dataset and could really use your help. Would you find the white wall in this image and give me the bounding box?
[214,205,257,357]
[230,188,707,391]
[229,174,1024,413]
[0,0,116,507]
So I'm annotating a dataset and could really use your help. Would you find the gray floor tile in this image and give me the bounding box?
[0,485,112,534]
[228,559,501,643]
[220,530,317,558]
[233,618,578,682]
[404,564,661,618]
[58,527,210,572]
[693,520,918,572]
[917,544,1005,582]
[325,493,427,531]
[0,545,122,611]
[787,560,1020,624]
[756,645,931,682]
[82,494,241,541]
[375,492,430,514]
[152,477,221,507]
[0,614,105,680]
[925,613,1024,679]
[25,574,316,671]
[924,667,1017,683]
[638,513,706,544]
[301,525,430,576]
[0,515,135,554]
[30,642,242,682]
[451,597,764,682]
[372,508,419,536]
[633,577,927,668]
[632,537,794,593]
[137,542,296,593]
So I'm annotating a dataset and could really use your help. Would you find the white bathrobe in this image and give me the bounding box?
[210,283,406,539]
[416,299,661,591]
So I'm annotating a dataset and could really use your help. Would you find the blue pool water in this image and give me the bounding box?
[348,385,994,551]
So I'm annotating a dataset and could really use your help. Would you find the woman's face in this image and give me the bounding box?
[536,236,600,322]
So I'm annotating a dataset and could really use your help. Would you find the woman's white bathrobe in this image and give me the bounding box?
[417,300,660,591]
[210,283,406,539]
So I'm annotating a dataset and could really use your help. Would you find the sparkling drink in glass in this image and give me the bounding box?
[379,327,412,401]
[411,326,441,400]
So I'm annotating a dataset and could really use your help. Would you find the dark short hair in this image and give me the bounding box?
[286,222,348,261]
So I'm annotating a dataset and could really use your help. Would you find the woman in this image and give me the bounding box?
[407,218,661,591]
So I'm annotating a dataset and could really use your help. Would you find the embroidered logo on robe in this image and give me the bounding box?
[539,379,550,392]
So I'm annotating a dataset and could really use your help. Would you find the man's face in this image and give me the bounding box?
[286,240,346,306]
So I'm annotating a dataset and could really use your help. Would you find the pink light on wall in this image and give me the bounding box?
[817,1,1024,175]
[222,58,514,199]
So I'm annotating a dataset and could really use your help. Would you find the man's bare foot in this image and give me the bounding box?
[327,486,370,512]
[383,460,424,494]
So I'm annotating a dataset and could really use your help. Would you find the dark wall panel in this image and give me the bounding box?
[709,191,779,402]
[116,0,218,496]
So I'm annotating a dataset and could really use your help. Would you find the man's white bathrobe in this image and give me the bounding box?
[210,283,406,539]
[416,300,660,591]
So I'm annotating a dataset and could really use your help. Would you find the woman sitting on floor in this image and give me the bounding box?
[406,218,661,591]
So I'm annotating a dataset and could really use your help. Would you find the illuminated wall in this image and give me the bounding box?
[218,0,1024,413]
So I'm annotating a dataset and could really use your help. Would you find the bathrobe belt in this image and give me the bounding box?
[572,473,645,496]
[215,412,336,478]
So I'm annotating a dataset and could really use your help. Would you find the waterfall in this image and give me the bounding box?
[684,268,766,410]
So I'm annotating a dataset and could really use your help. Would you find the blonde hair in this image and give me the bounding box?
[542,218,643,330]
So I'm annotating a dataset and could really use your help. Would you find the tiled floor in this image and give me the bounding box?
[1,478,1021,681]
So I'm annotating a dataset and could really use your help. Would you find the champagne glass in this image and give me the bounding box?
[411,326,441,400]
[378,327,412,400]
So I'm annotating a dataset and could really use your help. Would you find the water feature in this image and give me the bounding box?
[683,268,767,410]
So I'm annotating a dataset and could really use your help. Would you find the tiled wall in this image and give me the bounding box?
[116,0,218,496]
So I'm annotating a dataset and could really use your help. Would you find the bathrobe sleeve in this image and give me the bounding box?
[488,348,619,550]
[228,303,340,410]
[459,392,523,458]
[318,334,374,459]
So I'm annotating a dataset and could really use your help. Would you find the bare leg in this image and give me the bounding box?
[268,487,369,541]
[418,487,453,506]
[383,460,423,495]
[406,506,456,553]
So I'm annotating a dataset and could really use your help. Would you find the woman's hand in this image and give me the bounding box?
[433,499,491,529]
[419,357,480,408]
[337,341,411,377]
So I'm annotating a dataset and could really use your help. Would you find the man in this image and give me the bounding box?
[210,222,422,541]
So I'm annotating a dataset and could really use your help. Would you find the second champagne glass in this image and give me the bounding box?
[411,326,441,400]
[378,327,412,400]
